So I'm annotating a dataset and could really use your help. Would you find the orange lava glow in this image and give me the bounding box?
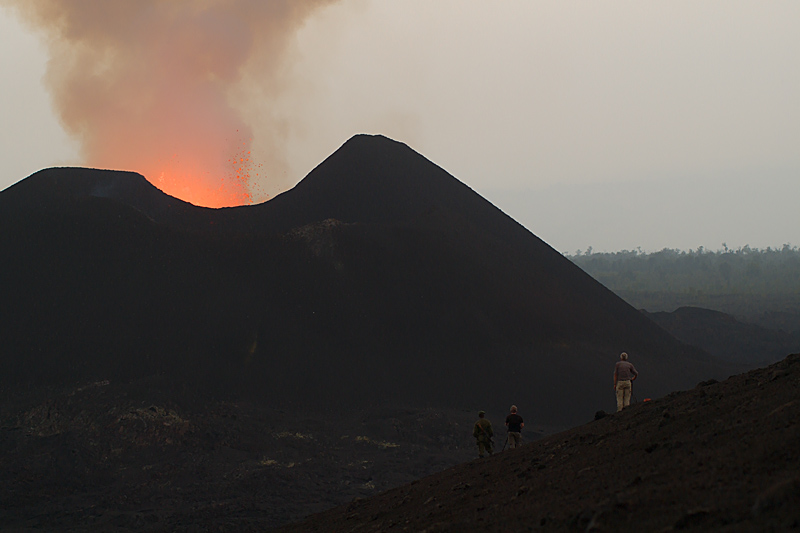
[141,141,263,208]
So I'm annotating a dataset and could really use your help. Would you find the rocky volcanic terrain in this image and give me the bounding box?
[0,135,764,531]
[3,352,793,532]
[2,356,796,532]
[0,381,485,530]
[276,353,800,533]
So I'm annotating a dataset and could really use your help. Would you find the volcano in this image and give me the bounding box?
[0,135,730,428]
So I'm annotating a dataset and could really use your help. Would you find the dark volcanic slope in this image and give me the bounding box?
[643,306,800,367]
[1,135,729,428]
[275,353,800,533]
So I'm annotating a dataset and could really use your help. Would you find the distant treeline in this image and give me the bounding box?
[568,245,800,333]
[567,245,800,326]
[567,245,800,298]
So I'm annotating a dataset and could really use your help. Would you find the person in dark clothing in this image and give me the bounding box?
[614,352,639,411]
[473,411,493,458]
[505,405,524,449]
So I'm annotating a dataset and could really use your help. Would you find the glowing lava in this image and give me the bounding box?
[143,141,261,208]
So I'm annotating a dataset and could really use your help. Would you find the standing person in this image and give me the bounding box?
[614,352,639,412]
[473,411,494,458]
[505,405,524,449]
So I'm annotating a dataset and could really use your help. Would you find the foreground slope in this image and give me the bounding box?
[1,354,792,531]
[276,353,800,532]
[1,135,727,429]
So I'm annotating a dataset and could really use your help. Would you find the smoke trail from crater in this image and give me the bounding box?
[2,0,337,207]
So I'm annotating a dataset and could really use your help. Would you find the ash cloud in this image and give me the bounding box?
[2,0,338,207]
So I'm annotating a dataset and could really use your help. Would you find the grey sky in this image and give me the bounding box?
[1,1,798,253]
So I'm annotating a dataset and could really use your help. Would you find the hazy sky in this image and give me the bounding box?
[1,1,798,253]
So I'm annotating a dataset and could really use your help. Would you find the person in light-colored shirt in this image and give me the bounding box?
[614,352,638,411]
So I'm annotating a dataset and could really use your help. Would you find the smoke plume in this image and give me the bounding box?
[2,0,337,207]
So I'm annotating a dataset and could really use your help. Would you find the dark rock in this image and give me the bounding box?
[752,476,800,517]
[674,509,710,529]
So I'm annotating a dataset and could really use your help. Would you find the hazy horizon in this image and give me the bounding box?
[2,1,798,253]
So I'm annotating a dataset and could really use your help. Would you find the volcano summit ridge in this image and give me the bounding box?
[0,135,730,428]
